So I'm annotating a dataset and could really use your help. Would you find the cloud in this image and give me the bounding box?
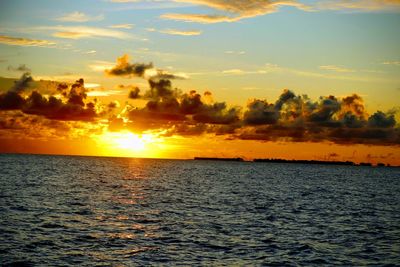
[225,50,246,55]
[368,111,396,128]
[105,54,153,77]
[129,87,141,99]
[237,90,400,145]
[7,64,31,72]
[37,26,131,40]
[162,0,312,23]
[222,69,246,75]
[0,110,73,140]
[2,55,399,147]
[101,55,399,146]
[382,61,400,66]
[105,54,188,79]
[318,0,400,11]
[319,65,355,73]
[55,11,104,22]
[162,0,400,24]
[201,62,390,83]
[159,29,202,36]
[160,13,239,23]
[108,100,120,109]
[127,78,240,128]
[85,50,97,54]
[89,60,116,72]
[11,72,33,93]
[109,24,134,29]
[0,35,56,47]
[103,56,240,129]
[0,77,105,121]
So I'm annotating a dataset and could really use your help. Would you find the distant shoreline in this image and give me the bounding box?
[0,153,397,167]
[194,157,394,167]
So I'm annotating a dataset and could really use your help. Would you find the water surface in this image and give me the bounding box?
[1,154,399,266]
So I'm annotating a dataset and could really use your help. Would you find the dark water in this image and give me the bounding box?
[1,154,399,266]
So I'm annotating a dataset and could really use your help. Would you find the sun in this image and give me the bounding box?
[112,132,146,151]
[93,130,164,158]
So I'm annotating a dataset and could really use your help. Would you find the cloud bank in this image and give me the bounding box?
[105,55,399,145]
[0,74,102,121]
[0,56,399,147]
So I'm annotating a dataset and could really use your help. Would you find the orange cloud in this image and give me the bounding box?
[0,35,56,47]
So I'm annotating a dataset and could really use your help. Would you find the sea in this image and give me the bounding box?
[0,154,399,266]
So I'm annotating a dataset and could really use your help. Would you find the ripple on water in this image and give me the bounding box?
[0,155,400,265]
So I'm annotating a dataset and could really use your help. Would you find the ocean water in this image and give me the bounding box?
[0,154,399,266]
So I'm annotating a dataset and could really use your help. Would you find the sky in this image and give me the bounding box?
[0,0,399,165]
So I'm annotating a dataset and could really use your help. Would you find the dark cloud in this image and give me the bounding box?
[105,54,153,78]
[244,99,279,125]
[193,102,240,125]
[128,87,141,99]
[0,110,72,140]
[7,64,31,72]
[0,72,33,110]
[108,101,120,109]
[149,70,187,80]
[180,90,203,114]
[0,77,100,121]
[308,96,341,126]
[11,72,33,93]
[126,76,239,129]
[368,111,396,128]
[235,90,399,145]
[0,91,25,110]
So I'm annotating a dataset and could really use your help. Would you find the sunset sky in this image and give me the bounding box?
[0,0,399,165]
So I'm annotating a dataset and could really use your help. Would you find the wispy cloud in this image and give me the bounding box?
[88,60,116,72]
[7,64,31,72]
[317,0,400,11]
[225,50,246,55]
[160,13,238,23]
[55,11,104,22]
[36,26,132,39]
[109,24,134,29]
[109,0,141,2]
[162,0,400,24]
[162,0,312,23]
[382,61,400,66]
[200,62,392,83]
[159,29,202,36]
[0,35,56,47]
[146,27,202,36]
[222,69,246,75]
[319,65,355,73]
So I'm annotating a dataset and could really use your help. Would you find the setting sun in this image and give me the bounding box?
[1,0,400,266]
[93,131,164,158]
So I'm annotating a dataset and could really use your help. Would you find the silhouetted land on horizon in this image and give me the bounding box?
[253,159,394,167]
[194,157,394,167]
[254,158,355,166]
[194,157,244,162]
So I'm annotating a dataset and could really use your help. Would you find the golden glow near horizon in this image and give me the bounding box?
[0,0,400,165]
[93,130,165,158]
